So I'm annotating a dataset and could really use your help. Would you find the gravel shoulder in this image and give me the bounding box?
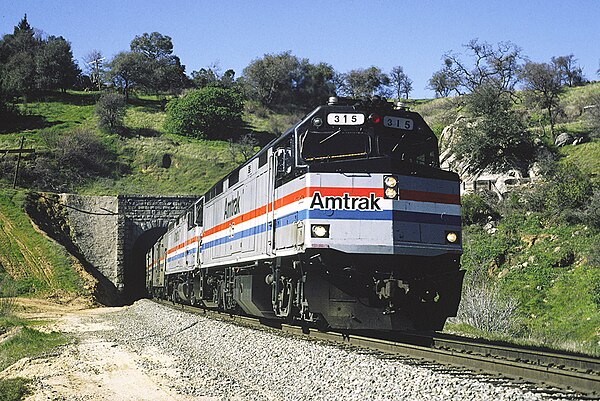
[1,304,200,401]
[1,299,577,401]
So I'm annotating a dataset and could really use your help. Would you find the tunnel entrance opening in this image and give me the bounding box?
[126,227,167,304]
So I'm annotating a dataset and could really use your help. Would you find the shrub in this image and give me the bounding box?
[164,87,244,140]
[455,272,519,335]
[523,161,593,220]
[451,84,536,175]
[545,162,593,211]
[19,128,119,191]
[461,192,500,226]
[585,189,600,230]
[95,93,127,133]
[587,93,600,138]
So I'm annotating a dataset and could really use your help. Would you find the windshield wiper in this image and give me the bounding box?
[319,129,341,144]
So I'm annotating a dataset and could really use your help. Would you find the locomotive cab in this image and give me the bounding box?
[297,97,439,170]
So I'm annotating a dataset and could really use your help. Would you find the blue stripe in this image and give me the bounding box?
[393,211,461,226]
[397,176,459,194]
[308,209,392,220]
[201,208,459,250]
[167,253,185,263]
[167,247,197,263]
[203,222,269,250]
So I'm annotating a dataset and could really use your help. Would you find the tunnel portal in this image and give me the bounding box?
[60,194,197,305]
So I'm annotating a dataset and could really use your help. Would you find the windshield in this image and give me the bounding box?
[378,132,439,168]
[299,130,371,161]
[299,128,438,167]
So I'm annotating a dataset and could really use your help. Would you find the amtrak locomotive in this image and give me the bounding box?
[146,97,464,331]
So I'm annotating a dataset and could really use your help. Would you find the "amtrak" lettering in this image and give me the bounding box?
[224,195,241,219]
[309,192,382,211]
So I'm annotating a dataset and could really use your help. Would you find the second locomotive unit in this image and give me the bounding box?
[146,97,464,331]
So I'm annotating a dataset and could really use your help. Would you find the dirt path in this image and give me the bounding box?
[1,300,216,401]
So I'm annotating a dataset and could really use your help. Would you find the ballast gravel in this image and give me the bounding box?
[80,299,580,401]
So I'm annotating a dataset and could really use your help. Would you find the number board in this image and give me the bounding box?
[384,116,414,130]
[327,113,365,126]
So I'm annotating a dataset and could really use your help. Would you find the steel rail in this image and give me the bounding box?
[154,300,600,396]
[432,335,600,376]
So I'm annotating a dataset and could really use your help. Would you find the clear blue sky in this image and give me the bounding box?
[2,0,599,98]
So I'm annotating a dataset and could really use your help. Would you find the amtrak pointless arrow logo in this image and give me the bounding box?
[309,192,382,211]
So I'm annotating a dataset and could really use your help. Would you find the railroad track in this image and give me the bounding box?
[155,300,600,397]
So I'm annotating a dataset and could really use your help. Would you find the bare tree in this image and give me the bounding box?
[520,61,563,139]
[551,54,585,87]
[83,50,105,91]
[438,39,525,97]
[228,133,259,162]
[389,66,413,99]
[454,273,519,334]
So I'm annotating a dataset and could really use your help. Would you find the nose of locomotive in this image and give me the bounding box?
[304,173,461,256]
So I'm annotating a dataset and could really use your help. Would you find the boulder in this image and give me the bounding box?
[555,132,573,147]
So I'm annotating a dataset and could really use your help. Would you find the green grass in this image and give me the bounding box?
[560,141,600,181]
[0,91,97,153]
[457,213,600,355]
[0,378,31,401]
[0,189,83,296]
[560,81,600,121]
[79,134,239,195]
[243,100,304,135]
[123,104,167,136]
[19,91,96,132]
[0,305,68,401]
[412,97,460,137]
[0,326,68,371]
[0,315,26,331]
[0,324,68,400]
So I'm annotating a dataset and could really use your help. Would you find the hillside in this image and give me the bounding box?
[413,83,600,354]
[1,86,600,356]
[0,92,254,195]
[0,189,89,300]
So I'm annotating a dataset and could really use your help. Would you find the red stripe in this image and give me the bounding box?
[202,186,382,239]
[169,186,457,249]
[167,236,199,255]
[400,190,460,205]
[309,187,384,198]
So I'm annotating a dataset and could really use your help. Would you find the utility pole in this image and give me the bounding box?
[1,136,35,188]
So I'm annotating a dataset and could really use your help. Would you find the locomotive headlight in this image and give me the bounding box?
[446,231,459,244]
[385,187,398,199]
[311,224,330,238]
[384,175,399,199]
[384,176,397,188]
